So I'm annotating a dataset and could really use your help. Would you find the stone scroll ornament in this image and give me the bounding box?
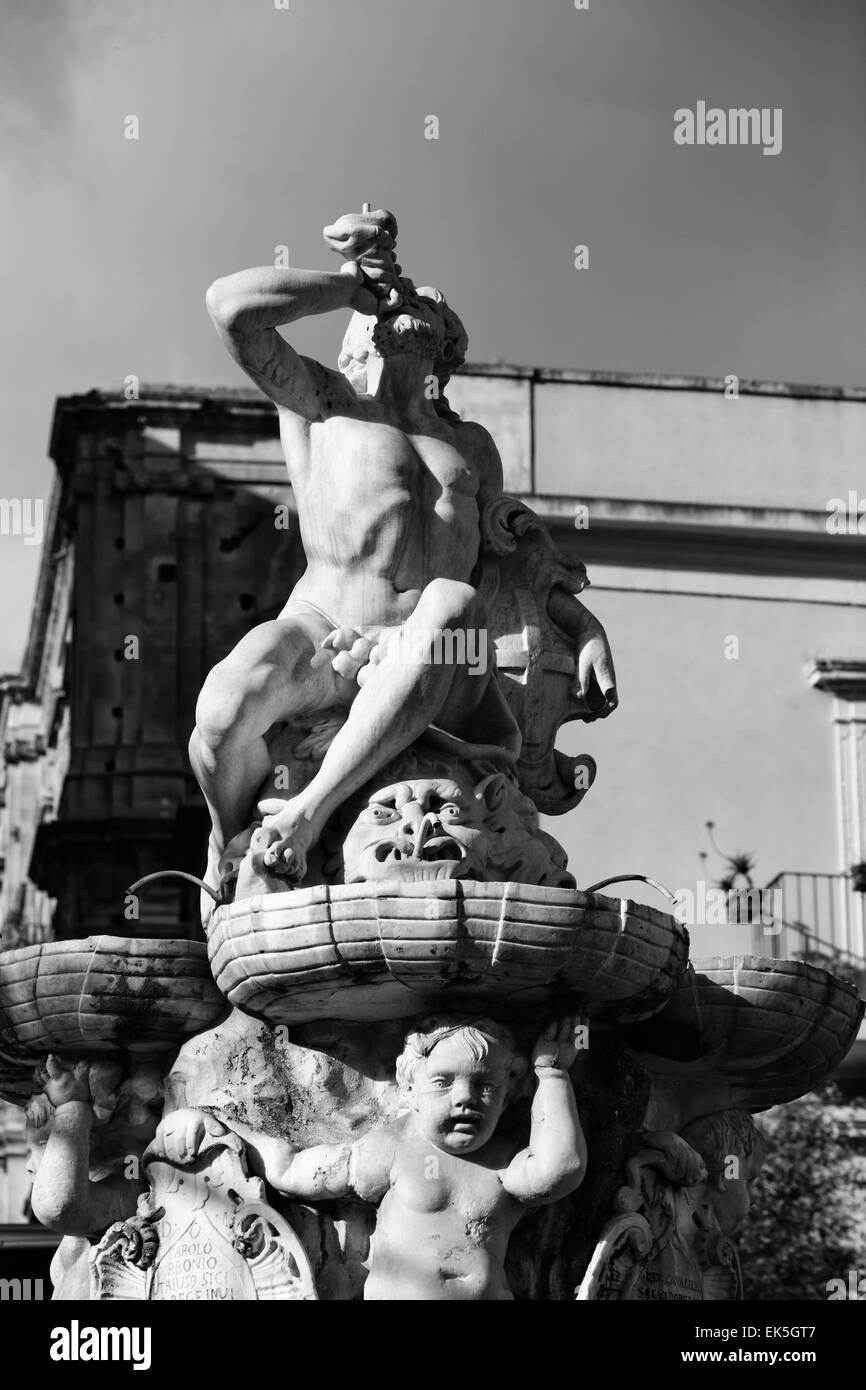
[575,1117,764,1301]
[90,1117,317,1301]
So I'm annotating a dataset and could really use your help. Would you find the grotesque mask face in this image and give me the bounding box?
[407,1033,511,1155]
[342,777,495,883]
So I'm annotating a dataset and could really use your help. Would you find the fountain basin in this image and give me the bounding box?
[0,936,225,1061]
[623,954,865,1110]
[207,880,689,1026]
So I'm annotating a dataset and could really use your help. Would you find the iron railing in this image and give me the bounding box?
[753,871,866,985]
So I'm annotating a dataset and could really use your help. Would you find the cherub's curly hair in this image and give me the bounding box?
[396,1015,528,1098]
[680,1109,767,1179]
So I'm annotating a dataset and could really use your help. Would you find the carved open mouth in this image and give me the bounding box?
[374,835,463,866]
[450,1113,483,1131]
[365,835,467,882]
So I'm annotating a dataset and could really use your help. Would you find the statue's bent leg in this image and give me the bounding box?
[260,579,491,877]
[190,611,337,858]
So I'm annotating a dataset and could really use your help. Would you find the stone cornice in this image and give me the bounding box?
[805,660,866,702]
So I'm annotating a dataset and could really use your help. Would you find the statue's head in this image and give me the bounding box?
[338,283,467,394]
[342,771,505,884]
[680,1109,767,1235]
[396,1016,527,1154]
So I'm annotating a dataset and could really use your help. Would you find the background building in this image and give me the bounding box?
[0,367,864,1233]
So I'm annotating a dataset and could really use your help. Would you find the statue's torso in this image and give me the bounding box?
[364,1124,519,1301]
[281,407,486,625]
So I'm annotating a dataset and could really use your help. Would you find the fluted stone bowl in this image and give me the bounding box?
[207,880,690,1026]
[623,954,865,1110]
[0,936,225,1062]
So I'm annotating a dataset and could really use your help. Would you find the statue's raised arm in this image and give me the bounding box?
[204,206,399,419]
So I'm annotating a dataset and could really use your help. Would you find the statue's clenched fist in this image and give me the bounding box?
[324,207,403,310]
[323,207,397,262]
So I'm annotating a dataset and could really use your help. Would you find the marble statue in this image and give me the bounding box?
[2,201,863,1304]
[155,1014,587,1301]
[227,740,574,901]
[24,1055,162,1299]
[192,206,616,911]
[576,1110,767,1301]
[339,768,571,887]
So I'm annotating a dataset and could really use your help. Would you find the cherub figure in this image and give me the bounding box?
[679,1109,766,1237]
[25,1054,163,1297]
[159,1014,588,1301]
[619,1112,766,1301]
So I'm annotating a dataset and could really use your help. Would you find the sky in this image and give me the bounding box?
[1,0,864,671]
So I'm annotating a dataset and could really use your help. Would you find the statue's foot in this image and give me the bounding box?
[257,799,315,883]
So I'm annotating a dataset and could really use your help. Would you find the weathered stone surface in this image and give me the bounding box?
[623,955,865,1125]
[0,937,225,1058]
[206,882,689,1026]
[91,1128,317,1301]
[11,951,862,1301]
[16,206,865,1302]
[576,1116,765,1301]
[159,1011,590,1300]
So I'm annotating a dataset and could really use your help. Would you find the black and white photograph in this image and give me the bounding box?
[0,0,863,1358]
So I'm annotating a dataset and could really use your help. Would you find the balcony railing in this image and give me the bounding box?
[753,871,866,986]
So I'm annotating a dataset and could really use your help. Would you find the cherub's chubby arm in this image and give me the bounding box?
[186,1113,396,1205]
[500,1019,588,1207]
[268,1126,395,1204]
[30,1057,143,1237]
